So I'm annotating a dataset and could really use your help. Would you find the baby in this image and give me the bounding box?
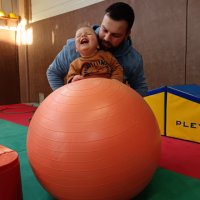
[66,25,123,83]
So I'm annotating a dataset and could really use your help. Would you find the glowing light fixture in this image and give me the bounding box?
[17,19,33,45]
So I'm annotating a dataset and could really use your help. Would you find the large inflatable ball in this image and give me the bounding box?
[27,78,161,200]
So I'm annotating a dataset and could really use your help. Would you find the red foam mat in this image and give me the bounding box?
[159,136,200,179]
[0,104,37,126]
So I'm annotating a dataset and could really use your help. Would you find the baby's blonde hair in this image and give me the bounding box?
[76,21,91,29]
[75,22,96,35]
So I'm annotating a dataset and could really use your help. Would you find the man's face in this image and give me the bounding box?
[99,14,130,50]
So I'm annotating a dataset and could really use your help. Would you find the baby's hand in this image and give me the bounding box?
[72,75,84,82]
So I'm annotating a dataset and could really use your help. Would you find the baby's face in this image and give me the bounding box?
[75,27,99,57]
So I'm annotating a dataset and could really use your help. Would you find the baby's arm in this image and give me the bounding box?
[66,62,84,83]
[109,55,124,82]
[71,75,84,82]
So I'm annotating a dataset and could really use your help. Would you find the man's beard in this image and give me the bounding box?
[100,40,115,51]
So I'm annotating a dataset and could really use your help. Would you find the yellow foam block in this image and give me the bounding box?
[166,93,200,142]
[144,87,165,135]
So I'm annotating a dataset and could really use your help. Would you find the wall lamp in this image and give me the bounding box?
[0,0,20,30]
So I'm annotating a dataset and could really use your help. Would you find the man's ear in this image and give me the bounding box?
[125,30,131,40]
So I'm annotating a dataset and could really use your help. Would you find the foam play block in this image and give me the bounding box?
[166,84,200,142]
[144,86,166,135]
[0,145,23,200]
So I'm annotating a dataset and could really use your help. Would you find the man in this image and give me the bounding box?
[47,2,148,97]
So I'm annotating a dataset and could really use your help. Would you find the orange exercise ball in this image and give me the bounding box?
[27,78,161,200]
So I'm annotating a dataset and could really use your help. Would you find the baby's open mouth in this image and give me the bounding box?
[80,38,89,44]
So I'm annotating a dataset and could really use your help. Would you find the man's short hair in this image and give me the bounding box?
[105,2,135,31]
